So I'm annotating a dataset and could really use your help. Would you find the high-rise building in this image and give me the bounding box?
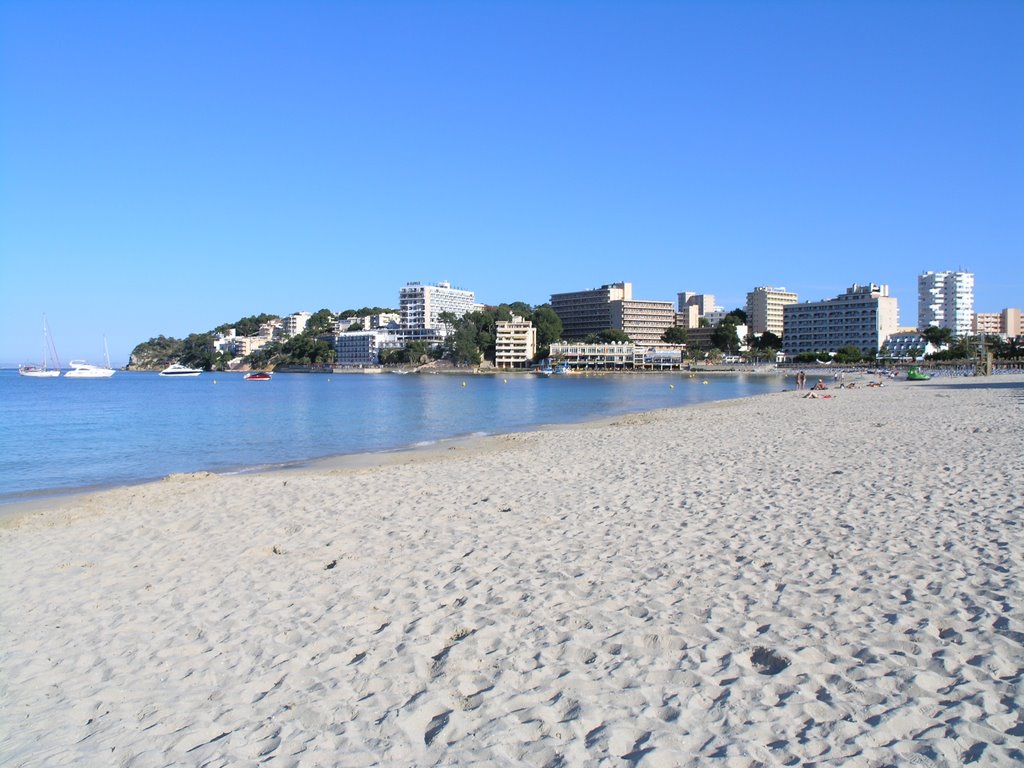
[918,271,974,337]
[399,281,476,333]
[610,299,677,346]
[550,282,632,340]
[783,284,899,357]
[745,286,798,337]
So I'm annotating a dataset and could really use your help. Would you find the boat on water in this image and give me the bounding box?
[159,363,203,377]
[907,367,931,381]
[19,315,62,378]
[244,371,272,381]
[65,337,115,378]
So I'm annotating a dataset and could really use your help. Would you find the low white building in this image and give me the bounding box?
[881,331,937,361]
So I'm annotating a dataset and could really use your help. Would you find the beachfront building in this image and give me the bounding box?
[494,315,537,369]
[281,311,312,338]
[610,299,676,346]
[783,283,900,358]
[1004,308,1022,337]
[880,331,937,361]
[918,271,974,337]
[399,281,476,336]
[550,282,632,340]
[334,330,403,367]
[550,341,637,369]
[676,292,722,329]
[745,286,798,337]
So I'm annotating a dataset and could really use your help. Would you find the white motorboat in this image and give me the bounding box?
[19,315,62,377]
[159,363,203,377]
[65,337,115,378]
[65,360,116,378]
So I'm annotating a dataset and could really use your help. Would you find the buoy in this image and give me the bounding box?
[503,379,508,384]
[703,380,708,385]
[462,381,467,387]
[669,384,675,389]
[213,379,217,384]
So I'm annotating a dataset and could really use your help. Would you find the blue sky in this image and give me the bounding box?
[2,1,1021,366]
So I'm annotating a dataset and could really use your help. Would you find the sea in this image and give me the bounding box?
[0,369,785,504]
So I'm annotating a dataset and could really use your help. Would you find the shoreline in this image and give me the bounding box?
[2,375,1021,765]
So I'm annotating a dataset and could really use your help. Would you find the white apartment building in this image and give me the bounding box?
[400,281,476,334]
[783,283,899,357]
[494,315,537,369]
[918,271,974,337]
[610,299,677,346]
[746,286,798,337]
[281,311,312,337]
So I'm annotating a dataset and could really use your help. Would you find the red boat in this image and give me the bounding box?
[244,372,272,381]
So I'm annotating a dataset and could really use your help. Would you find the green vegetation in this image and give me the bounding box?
[661,326,688,344]
[584,329,631,344]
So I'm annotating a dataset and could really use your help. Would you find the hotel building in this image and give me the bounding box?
[745,286,798,337]
[550,282,632,340]
[918,271,974,337]
[610,299,677,346]
[783,283,899,357]
[399,281,476,334]
[494,315,537,369]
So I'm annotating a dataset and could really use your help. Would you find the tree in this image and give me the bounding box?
[531,305,563,350]
[750,331,782,350]
[661,326,688,345]
[180,333,217,370]
[306,308,336,336]
[922,326,953,348]
[724,309,747,325]
[585,329,631,343]
[710,322,741,354]
[834,345,863,363]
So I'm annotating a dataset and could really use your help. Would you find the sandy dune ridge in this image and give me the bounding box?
[1,376,1022,766]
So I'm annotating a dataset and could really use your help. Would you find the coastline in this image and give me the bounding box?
[1,376,1021,765]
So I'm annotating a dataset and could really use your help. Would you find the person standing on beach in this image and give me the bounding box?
[796,371,806,390]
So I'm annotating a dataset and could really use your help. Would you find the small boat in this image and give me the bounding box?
[551,362,573,375]
[906,367,930,381]
[65,337,115,378]
[244,371,272,381]
[19,315,62,377]
[159,363,203,377]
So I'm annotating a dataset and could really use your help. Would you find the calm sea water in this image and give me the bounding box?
[0,369,784,503]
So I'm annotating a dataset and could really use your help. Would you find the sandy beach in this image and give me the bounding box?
[1,376,1021,767]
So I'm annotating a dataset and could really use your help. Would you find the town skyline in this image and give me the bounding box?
[3,2,1021,366]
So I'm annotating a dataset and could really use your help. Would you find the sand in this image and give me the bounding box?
[1,376,1021,767]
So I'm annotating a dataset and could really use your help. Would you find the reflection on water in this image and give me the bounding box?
[0,370,784,500]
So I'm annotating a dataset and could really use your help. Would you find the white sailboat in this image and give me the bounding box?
[65,337,116,378]
[19,315,62,378]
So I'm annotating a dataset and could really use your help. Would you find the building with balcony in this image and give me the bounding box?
[746,286,798,337]
[399,281,476,335]
[918,271,974,337]
[282,311,312,337]
[494,315,537,369]
[550,282,632,340]
[783,283,899,357]
[610,299,676,346]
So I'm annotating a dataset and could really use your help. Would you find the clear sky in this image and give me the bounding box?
[2,1,1021,366]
